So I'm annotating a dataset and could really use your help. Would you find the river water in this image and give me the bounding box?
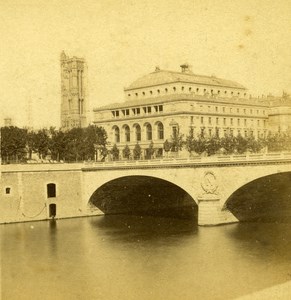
[1,216,291,300]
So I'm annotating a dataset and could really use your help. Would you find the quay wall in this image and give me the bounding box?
[0,164,102,224]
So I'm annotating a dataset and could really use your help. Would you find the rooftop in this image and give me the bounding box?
[125,66,247,91]
[93,94,268,112]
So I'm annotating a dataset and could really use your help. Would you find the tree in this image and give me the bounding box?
[185,128,195,154]
[205,135,221,156]
[170,128,184,152]
[148,141,155,159]
[220,134,237,154]
[123,144,131,160]
[133,143,142,160]
[111,144,120,161]
[163,139,172,156]
[1,126,28,163]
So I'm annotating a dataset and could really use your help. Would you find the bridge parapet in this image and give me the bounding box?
[83,152,291,170]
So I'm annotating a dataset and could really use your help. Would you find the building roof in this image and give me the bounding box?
[125,69,247,91]
[93,94,268,112]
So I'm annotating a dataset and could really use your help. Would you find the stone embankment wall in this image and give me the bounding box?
[0,164,102,224]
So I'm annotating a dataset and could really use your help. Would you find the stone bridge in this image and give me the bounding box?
[1,153,291,226]
[82,153,291,225]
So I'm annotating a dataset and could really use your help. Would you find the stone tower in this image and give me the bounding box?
[60,51,88,130]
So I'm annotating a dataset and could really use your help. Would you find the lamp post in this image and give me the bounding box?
[94,144,98,162]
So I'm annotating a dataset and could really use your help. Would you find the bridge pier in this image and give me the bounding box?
[198,194,238,226]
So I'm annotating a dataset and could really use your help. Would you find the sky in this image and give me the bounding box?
[0,0,290,128]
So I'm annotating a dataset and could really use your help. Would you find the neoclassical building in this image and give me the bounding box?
[92,64,290,158]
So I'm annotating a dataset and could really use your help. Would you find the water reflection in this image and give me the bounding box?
[2,216,291,300]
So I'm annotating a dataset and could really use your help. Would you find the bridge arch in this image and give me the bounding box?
[223,171,291,222]
[88,175,198,219]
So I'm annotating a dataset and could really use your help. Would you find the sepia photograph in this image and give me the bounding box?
[1,0,291,299]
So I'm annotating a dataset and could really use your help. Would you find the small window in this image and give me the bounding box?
[173,87,176,92]
[181,86,184,91]
[165,88,168,93]
[47,183,56,198]
[5,187,11,194]
[196,88,199,92]
[189,87,192,92]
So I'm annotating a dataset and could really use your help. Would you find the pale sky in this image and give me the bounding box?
[0,0,290,128]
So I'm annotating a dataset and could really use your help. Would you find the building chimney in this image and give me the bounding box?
[180,63,192,73]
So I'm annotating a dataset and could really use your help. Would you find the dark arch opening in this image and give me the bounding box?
[225,172,291,222]
[89,176,197,220]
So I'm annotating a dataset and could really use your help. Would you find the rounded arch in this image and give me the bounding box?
[144,122,152,141]
[155,121,164,140]
[122,124,130,142]
[224,172,291,222]
[112,125,120,143]
[133,123,141,142]
[88,175,198,220]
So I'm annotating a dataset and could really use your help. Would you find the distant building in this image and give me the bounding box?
[93,64,283,158]
[4,118,13,127]
[60,51,88,130]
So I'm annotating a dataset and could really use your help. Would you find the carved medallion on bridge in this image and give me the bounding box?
[201,171,218,194]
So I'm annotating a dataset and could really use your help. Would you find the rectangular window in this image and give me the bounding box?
[111,111,116,117]
[238,118,240,126]
[136,108,140,115]
[223,118,226,125]
[159,105,163,112]
[223,107,225,112]
[208,117,211,125]
[116,111,119,117]
[126,109,129,116]
[191,116,194,123]
[216,117,219,125]
[244,119,247,126]
[215,106,218,112]
[147,107,151,113]
[132,108,136,115]
[201,117,204,124]
[237,108,240,113]
[257,120,260,127]
[230,118,233,125]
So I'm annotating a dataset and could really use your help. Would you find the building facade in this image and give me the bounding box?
[92,64,290,158]
[60,51,88,131]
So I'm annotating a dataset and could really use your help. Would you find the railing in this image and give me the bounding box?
[83,152,291,168]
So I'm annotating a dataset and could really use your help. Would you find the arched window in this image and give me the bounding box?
[124,125,130,142]
[114,127,120,143]
[47,183,56,198]
[135,125,141,141]
[146,124,152,140]
[157,122,164,140]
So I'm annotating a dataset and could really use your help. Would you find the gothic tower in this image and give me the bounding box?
[60,51,88,130]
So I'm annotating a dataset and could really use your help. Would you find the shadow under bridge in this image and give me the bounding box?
[89,176,198,220]
[225,172,291,222]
